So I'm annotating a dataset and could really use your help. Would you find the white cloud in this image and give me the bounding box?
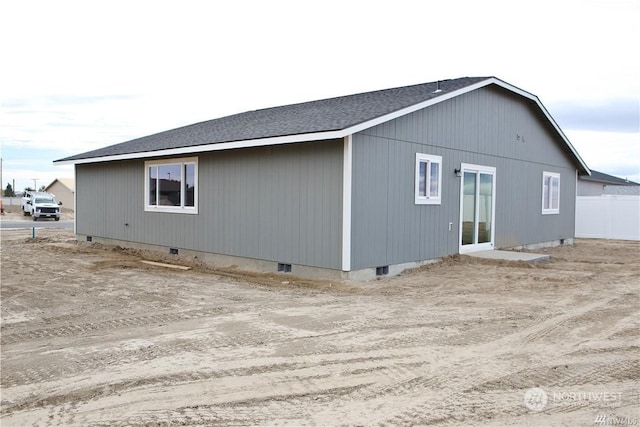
[549,98,639,133]
[1,0,638,190]
[567,130,640,182]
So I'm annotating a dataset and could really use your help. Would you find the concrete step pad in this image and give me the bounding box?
[466,250,550,263]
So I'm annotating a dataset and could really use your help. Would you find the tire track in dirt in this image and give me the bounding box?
[3,347,401,414]
[472,359,640,393]
[11,370,369,426]
[522,294,637,344]
[3,232,638,426]
[81,385,364,427]
[6,310,533,421]
[374,293,639,426]
[382,390,525,427]
[2,325,297,388]
[0,308,224,346]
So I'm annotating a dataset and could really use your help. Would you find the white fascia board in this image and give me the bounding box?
[54,130,347,165]
[54,77,590,175]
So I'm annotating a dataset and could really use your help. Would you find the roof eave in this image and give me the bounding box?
[53,129,348,165]
[54,79,494,166]
[55,77,591,174]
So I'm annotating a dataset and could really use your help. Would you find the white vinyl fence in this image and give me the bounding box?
[576,196,640,241]
[1,197,22,206]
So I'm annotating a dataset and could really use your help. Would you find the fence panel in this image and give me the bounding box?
[1,197,23,206]
[576,196,640,241]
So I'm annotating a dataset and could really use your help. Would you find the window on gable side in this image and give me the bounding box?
[415,153,442,205]
[542,171,560,214]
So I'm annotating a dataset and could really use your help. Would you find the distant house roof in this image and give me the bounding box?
[579,170,639,186]
[55,77,590,174]
[45,178,75,192]
[603,185,640,195]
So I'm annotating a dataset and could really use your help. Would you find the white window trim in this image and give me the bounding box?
[415,153,442,205]
[144,157,198,214]
[541,171,560,215]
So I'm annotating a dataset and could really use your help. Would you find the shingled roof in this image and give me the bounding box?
[54,76,590,174]
[56,77,488,162]
[580,170,639,185]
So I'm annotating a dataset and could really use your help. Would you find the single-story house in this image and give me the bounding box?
[44,178,75,210]
[55,77,590,279]
[577,170,639,196]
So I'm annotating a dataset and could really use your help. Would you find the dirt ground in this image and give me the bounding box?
[1,229,638,426]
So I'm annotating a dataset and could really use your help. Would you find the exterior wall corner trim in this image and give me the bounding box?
[342,135,353,271]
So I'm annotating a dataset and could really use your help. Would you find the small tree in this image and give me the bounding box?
[24,187,34,192]
[38,185,46,192]
[4,183,15,197]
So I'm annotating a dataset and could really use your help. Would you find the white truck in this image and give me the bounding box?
[22,191,61,221]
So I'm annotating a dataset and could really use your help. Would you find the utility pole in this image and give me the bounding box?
[32,178,38,191]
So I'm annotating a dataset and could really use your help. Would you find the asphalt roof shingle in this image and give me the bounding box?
[580,170,639,185]
[56,77,489,162]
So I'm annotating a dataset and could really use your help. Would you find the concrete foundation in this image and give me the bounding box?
[76,234,570,281]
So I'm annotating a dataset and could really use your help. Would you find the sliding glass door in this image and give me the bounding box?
[459,164,496,253]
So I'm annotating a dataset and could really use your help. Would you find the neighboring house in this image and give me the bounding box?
[44,178,75,210]
[55,77,590,279]
[603,185,640,196]
[577,170,639,196]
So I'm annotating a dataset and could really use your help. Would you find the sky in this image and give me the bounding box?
[1,0,639,193]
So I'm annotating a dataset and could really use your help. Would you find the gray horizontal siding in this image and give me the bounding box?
[76,140,343,270]
[351,86,578,269]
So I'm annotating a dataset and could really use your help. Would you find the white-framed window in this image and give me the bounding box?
[541,171,560,214]
[415,153,442,205]
[145,157,198,214]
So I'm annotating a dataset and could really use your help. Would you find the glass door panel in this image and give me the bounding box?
[462,172,476,246]
[478,173,493,244]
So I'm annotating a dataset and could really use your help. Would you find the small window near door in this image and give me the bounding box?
[415,153,442,205]
[542,171,560,214]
